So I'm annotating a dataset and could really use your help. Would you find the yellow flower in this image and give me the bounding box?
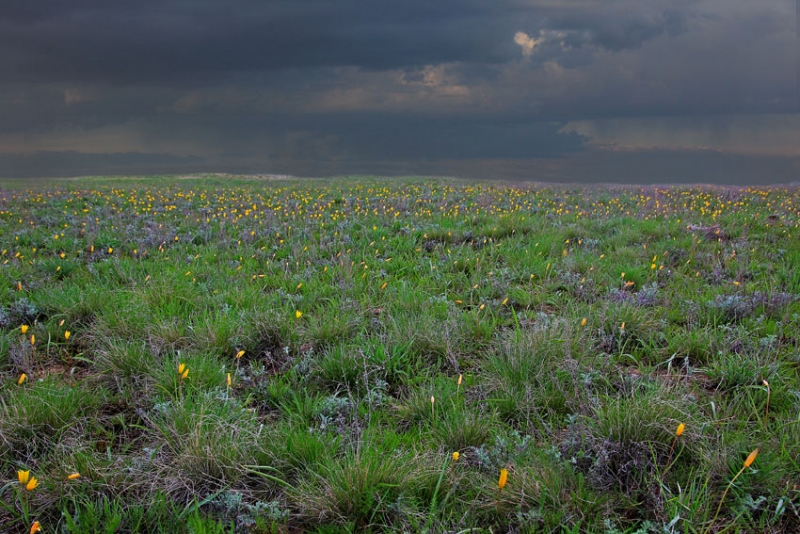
[30,335,35,346]
[18,373,27,385]
[64,331,71,340]
[67,472,80,480]
[452,451,460,461]
[178,363,186,375]
[227,373,232,387]
[498,468,508,490]
[295,310,303,319]
[30,521,42,534]
[18,470,30,484]
[181,368,189,380]
[235,350,245,359]
[26,477,39,491]
[744,448,758,468]
[21,325,28,333]
[676,423,685,437]
[581,318,587,327]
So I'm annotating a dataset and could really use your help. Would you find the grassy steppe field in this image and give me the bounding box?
[1,176,799,533]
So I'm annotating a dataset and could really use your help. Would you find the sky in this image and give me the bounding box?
[0,0,798,184]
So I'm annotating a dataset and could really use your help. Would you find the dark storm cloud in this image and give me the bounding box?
[0,151,205,179]
[0,83,172,134]
[364,120,586,160]
[0,0,796,183]
[555,148,800,185]
[263,114,589,161]
[0,0,515,83]
[536,3,692,51]
[0,0,718,84]
[338,149,800,186]
[4,147,797,186]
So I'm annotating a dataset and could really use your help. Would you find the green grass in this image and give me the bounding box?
[1,176,800,532]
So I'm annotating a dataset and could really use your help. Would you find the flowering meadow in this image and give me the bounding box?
[1,175,799,533]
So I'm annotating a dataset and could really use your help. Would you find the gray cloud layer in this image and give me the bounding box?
[0,0,797,182]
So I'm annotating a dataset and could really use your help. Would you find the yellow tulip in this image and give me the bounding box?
[295,310,303,319]
[67,472,81,480]
[30,521,42,534]
[498,468,508,490]
[676,423,685,437]
[21,325,28,333]
[452,451,460,461]
[64,331,71,340]
[26,477,39,491]
[235,350,244,359]
[710,447,761,528]
[18,373,27,385]
[18,470,30,484]
[744,448,758,468]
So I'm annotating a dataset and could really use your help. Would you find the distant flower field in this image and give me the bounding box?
[1,176,799,532]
